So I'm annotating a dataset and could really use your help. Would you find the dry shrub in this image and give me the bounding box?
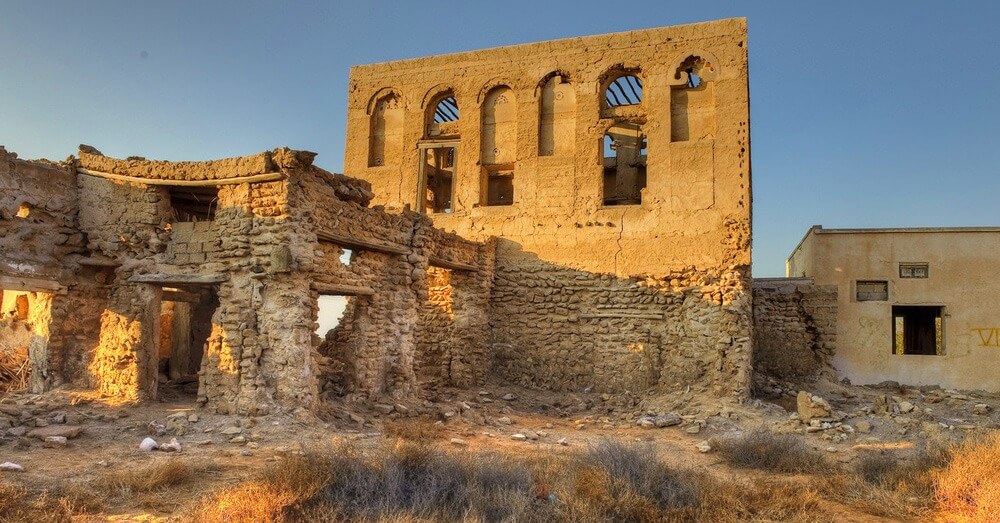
[190,452,334,523]
[819,444,948,519]
[0,479,102,522]
[102,459,194,494]
[935,432,1000,522]
[695,476,829,523]
[715,429,828,473]
[383,418,446,443]
[0,318,32,394]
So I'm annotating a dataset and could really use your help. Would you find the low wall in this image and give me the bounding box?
[752,278,837,379]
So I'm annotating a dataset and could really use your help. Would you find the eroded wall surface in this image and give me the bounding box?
[752,279,838,379]
[345,19,753,398]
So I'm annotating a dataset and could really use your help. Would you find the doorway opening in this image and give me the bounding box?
[0,289,53,395]
[419,146,456,213]
[892,305,943,355]
[157,286,219,400]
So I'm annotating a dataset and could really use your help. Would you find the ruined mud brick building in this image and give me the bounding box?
[1,146,493,414]
[1,18,753,413]
[345,18,752,398]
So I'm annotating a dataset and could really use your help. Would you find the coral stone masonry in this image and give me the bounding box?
[1,18,755,414]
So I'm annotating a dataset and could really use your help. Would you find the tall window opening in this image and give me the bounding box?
[671,55,716,142]
[602,124,647,205]
[538,74,575,156]
[419,146,455,213]
[481,86,516,206]
[892,305,943,355]
[368,92,403,167]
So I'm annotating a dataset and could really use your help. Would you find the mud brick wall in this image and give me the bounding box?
[416,266,453,380]
[752,279,838,379]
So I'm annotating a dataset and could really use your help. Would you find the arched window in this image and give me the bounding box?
[538,73,575,157]
[368,92,403,167]
[426,94,460,138]
[671,55,716,142]
[480,86,516,206]
[604,74,643,107]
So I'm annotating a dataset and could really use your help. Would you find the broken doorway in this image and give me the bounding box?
[418,144,457,213]
[157,286,219,400]
[0,288,54,395]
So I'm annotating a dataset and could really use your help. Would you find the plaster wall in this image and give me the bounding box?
[787,228,1000,391]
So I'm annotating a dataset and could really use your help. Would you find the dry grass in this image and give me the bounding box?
[383,417,447,443]
[101,459,194,494]
[0,318,31,395]
[0,478,104,522]
[935,431,1000,522]
[714,429,829,473]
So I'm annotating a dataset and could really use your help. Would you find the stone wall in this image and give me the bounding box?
[344,19,754,400]
[752,278,838,379]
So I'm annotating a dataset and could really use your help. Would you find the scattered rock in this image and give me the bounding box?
[7,426,26,437]
[497,416,513,425]
[220,426,242,435]
[373,404,395,415]
[188,414,200,423]
[696,441,712,453]
[450,438,468,447]
[27,425,83,440]
[898,401,915,414]
[796,391,832,422]
[502,393,516,401]
[558,438,569,446]
[160,438,182,452]
[241,449,252,456]
[511,433,527,441]
[148,421,166,436]
[139,437,159,451]
[524,431,539,440]
[855,420,872,434]
[0,462,24,472]
[230,436,247,444]
[44,436,68,448]
[685,425,702,435]
[973,404,992,416]
[655,414,682,428]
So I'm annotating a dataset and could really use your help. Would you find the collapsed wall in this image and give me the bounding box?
[344,18,753,399]
[752,279,838,379]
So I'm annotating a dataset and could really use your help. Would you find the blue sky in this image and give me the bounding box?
[2,1,998,277]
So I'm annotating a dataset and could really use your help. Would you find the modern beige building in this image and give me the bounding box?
[787,225,1000,392]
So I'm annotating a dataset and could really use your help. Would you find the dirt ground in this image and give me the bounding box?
[0,375,997,521]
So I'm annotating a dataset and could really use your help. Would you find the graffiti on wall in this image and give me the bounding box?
[971,328,1000,348]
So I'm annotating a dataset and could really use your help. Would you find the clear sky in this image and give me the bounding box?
[2,1,998,277]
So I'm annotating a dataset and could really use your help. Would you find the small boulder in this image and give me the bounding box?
[796,391,832,423]
[139,437,159,451]
[695,441,712,453]
[0,462,24,472]
[897,401,915,414]
[27,425,83,440]
[220,426,242,435]
[973,404,992,416]
[159,438,182,453]
[510,433,527,441]
[450,438,468,447]
[558,437,569,446]
[502,393,516,401]
[44,436,68,448]
[855,420,872,434]
[655,414,683,428]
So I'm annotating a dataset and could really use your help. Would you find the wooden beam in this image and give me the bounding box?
[316,229,410,255]
[311,282,375,296]
[77,168,284,187]
[78,256,121,267]
[429,256,478,272]
[0,275,66,294]
[161,290,203,303]
[128,273,228,285]
[579,312,664,320]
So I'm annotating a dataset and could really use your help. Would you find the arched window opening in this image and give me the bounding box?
[538,74,575,157]
[368,92,403,167]
[602,123,647,206]
[481,86,516,207]
[426,94,460,139]
[671,56,716,142]
[605,75,643,107]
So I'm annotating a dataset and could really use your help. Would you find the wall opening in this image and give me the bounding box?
[481,168,514,206]
[426,94,460,138]
[538,73,575,157]
[605,74,644,107]
[158,286,218,400]
[0,289,54,395]
[167,186,219,222]
[671,55,716,142]
[602,124,647,205]
[892,305,943,355]
[16,203,30,219]
[420,146,455,213]
[368,92,404,167]
[316,294,363,398]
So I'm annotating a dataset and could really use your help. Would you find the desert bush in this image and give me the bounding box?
[583,438,697,508]
[715,429,828,473]
[0,479,102,522]
[695,476,829,523]
[935,431,1000,522]
[102,459,193,495]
